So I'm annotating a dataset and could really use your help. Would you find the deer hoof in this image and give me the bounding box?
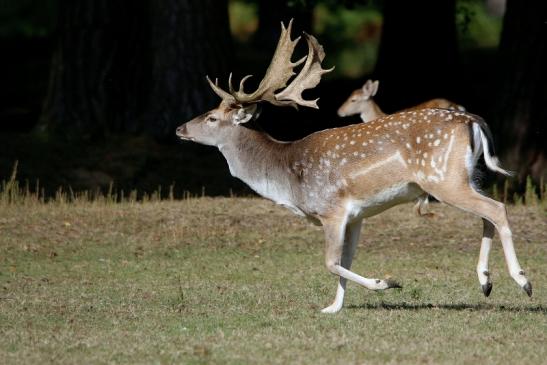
[523,282,532,297]
[481,282,492,297]
[385,279,402,289]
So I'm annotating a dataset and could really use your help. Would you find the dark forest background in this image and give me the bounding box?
[0,0,545,198]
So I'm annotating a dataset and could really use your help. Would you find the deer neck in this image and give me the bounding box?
[360,101,386,122]
[218,126,298,208]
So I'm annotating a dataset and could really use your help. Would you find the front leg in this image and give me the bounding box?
[321,219,362,314]
[321,216,401,314]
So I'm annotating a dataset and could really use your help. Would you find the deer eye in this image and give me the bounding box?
[207,116,218,123]
[351,98,357,102]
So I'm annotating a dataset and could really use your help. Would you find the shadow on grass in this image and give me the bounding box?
[347,302,547,313]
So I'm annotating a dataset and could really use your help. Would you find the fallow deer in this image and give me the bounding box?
[337,79,465,123]
[176,21,531,313]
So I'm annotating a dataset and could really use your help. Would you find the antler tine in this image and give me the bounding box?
[274,33,335,109]
[230,19,303,104]
[228,73,234,94]
[230,74,253,95]
[206,75,236,104]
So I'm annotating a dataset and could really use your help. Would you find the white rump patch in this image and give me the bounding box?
[465,145,476,183]
[441,135,455,173]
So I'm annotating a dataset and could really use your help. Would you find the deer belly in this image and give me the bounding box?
[345,182,423,221]
[278,202,306,217]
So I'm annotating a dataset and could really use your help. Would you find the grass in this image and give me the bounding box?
[0,190,545,364]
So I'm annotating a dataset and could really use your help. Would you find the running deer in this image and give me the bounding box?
[337,79,465,123]
[176,21,531,313]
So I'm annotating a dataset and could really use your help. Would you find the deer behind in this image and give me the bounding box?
[337,79,465,123]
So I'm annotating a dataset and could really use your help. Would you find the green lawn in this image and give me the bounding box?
[0,198,545,364]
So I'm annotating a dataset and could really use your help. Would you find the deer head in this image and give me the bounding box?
[176,20,333,146]
[337,80,384,121]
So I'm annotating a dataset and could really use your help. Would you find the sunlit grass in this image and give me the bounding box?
[0,172,545,363]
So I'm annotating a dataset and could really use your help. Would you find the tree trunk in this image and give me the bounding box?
[145,0,232,139]
[40,0,232,140]
[374,1,460,112]
[493,0,547,183]
[40,0,125,138]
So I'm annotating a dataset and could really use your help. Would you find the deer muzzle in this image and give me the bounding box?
[176,124,193,140]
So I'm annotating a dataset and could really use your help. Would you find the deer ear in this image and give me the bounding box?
[362,80,372,93]
[362,80,374,98]
[231,104,257,125]
[371,80,379,97]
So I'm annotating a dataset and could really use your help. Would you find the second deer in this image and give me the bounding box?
[338,79,465,123]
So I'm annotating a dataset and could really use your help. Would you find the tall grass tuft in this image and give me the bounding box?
[503,179,510,204]
[2,161,544,207]
[0,161,202,206]
[491,176,545,207]
[524,176,539,206]
[1,161,43,205]
[492,183,499,201]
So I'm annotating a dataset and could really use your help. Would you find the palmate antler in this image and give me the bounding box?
[207,19,333,109]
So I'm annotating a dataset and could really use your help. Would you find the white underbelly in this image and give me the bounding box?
[345,182,423,221]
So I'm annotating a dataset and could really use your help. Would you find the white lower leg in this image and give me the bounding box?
[321,219,362,314]
[333,265,399,290]
[321,279,347,313]
[477,236,492,286]
[499,226,528,287]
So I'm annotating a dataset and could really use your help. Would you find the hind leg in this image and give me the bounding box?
[478,219,494,296]
[430,185,531,297]
[413,194,434,217]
